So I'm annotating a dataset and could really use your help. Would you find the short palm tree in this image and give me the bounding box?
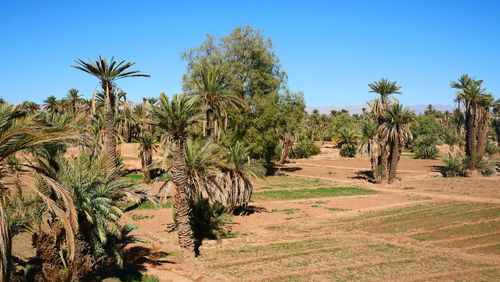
[189,61,244,141]
[379,103,414,183]
[71,56,150,174]
[43,95,59,113]
[335,127,359,157]
[152,93,201,257]
[222,141,264,211]
[66,88,82,113]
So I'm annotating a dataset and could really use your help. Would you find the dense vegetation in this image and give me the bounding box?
[0,25,498,281]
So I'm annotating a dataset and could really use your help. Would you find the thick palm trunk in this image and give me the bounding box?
[476,108,490,157]
[104,85,118,175]
[140,147,152,181]
[388,139,402,184]
[369,140,379,181]
[0,195,12,282]
[206,110,216,142]
[465,105,478,170]
[378,140,388,183]
[171,141,195,257]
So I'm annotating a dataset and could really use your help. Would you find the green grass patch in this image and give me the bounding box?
[325,207,351,211]
[253,187,376,201]
[124,174,144,180]
[124,201,173,211]
[412,221,500,242]
[402,187,415,190]
[132,214,154,221]
[271,208,301,214]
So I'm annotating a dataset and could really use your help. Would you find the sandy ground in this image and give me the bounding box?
[12,143,500,281]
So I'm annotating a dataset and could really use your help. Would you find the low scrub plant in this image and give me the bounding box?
[289,139,320,159]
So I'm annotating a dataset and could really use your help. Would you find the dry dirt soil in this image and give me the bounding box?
[13,143,500,281]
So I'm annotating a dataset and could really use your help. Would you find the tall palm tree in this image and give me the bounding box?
[379,103,414,183]
[189,61,244,141]
[71,56,150,174]
[152,93,201,257]
[43,95,59,113]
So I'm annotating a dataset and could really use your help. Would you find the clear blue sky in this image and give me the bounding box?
[1,0,499,106]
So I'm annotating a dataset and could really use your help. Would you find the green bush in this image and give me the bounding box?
[441,156,467,177]
[442,156,495,177]
[413,134,440,159]
[485,141,498,157]
[289,139,320,159]
[189,200,232,240]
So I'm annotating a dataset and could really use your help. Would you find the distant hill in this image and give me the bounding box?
[306,104,454,115]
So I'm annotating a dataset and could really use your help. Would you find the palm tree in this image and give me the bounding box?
[335,127,359,157]
[222,141,264,211]
[189,61,244,141]
[43,95,59,113]
[66,88,82,113]
[379,103,414,183]
[71,56,150,174]
[152,93,201,257]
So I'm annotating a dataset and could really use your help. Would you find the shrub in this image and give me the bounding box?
[413,134,440,159]
[335,127,359,157]
[289,139,320,159]
[442,156,495,177]
[189,200,232,240]
[485,141,498,157]
[441,156,467,177]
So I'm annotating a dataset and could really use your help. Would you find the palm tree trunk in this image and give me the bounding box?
[388,139,402,184]
[378,140,388,183]
[369,140,378,181]
[206,110,216,142]
[0,194,12,282]
[476,108,490,157]
[171,141,195,257]
[104,84,118,175]
[465,104,478,170]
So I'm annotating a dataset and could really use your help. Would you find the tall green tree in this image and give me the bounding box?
[71,56,150,174]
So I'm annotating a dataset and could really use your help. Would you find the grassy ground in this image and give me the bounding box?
[253,187,377,201]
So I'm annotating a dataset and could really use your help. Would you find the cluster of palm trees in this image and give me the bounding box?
[360,79,414,183]
[450,74,495,173]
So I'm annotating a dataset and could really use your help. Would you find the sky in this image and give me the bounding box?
[1,0,499,107]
